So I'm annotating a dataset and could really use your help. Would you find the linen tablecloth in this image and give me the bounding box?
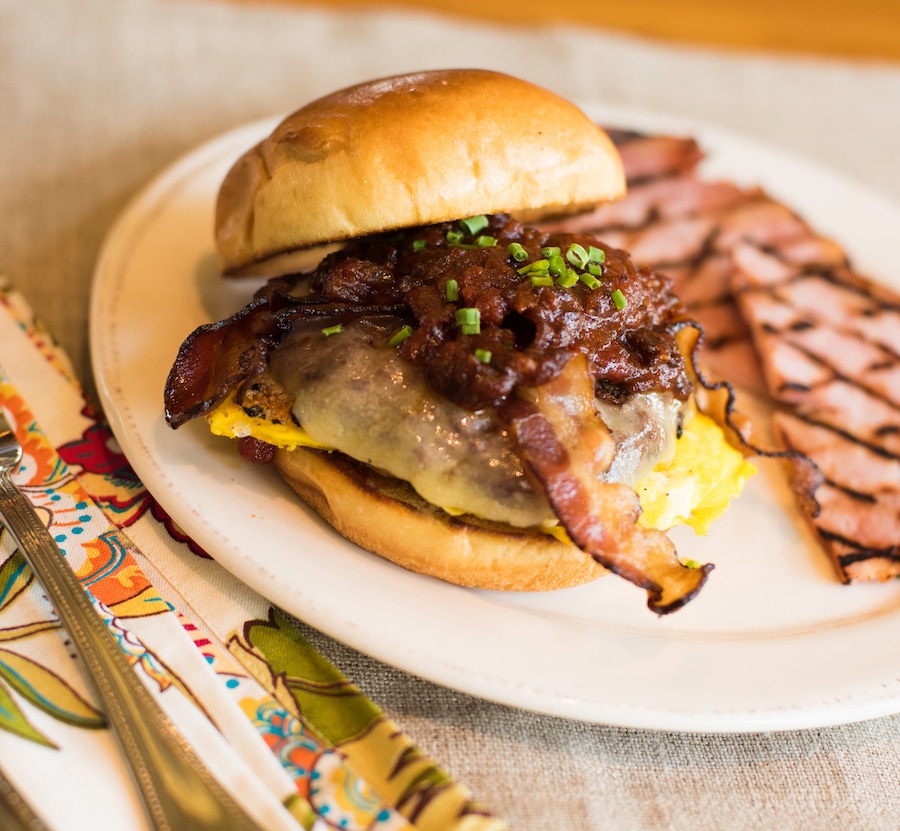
[3,1,900,828]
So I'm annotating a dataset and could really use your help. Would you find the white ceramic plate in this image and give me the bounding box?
[91,105,900,732]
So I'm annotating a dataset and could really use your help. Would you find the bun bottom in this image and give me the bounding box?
[273,447,608,591]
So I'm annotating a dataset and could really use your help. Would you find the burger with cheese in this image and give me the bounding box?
[164,69,754,614]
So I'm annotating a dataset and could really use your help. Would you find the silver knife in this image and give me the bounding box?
[0,410,266,831]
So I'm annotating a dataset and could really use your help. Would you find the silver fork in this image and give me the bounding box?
[0,411,265,831]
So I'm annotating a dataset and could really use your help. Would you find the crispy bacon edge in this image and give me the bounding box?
[164,294,406,428]
[501,353,713,614]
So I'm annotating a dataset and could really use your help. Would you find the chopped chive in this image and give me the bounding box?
[455,307,481,334]
[321,324,344,336]
[588,245,605,264]
[566,242,590,269]
[412,239,427,252]
[683,558,702,569]
[474,348,492,364]
[579,272,602,290]
[446,229,464,245]
[530,273,554,287]
[611,288,628,310]
[517,258,549,276]
[389,325,413,347]
[445,279,459,302]
[459,215,489,236]
[475,235,497,247]
[548,253,566,276]
[587,262,603,276]
[556,270,579,288]
[508,242,528,262]
[541,246,561,258]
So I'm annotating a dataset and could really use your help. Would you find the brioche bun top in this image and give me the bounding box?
[215,69,626,273]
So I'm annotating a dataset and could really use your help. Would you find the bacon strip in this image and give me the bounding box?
[165,295,406,427]
[503,355,711,614]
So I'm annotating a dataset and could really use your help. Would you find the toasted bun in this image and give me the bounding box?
[274,446,608,591]
[216,69,625,273]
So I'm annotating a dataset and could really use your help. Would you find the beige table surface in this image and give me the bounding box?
[3,1,900,828]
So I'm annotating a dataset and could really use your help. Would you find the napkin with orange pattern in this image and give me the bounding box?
[0,273,504,830]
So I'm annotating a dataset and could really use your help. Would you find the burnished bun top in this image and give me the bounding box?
[215,69,626,273]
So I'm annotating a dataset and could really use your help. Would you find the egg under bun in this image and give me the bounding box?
[274,446,608,591]
[215,68,625,273]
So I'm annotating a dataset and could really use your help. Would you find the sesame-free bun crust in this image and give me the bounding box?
[216,69,625,273]
[274,446,608,591]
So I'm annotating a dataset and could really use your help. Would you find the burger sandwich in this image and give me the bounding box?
[164,69,755,614]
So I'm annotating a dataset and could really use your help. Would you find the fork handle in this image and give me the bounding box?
[0,472,265,831]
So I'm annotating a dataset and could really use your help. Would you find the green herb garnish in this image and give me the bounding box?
[474,348,492,364]
[548,253,566,276]
[388,325,413,347]
[530,273,554,287]
[566,242,590,270]
[611,288,628,310]
[455,307,481,335]
[445,279,459,302]
[508,242,528,262]
[579,272,601,290]
[517,259,550,277]
[321,324,344,337]
[459,215,489,236]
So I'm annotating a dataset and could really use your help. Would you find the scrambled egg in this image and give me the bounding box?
[207,400,331,451]
[208,397,753,536]
[636,410,755,534]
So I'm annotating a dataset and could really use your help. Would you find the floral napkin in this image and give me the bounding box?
[0,273,504,830]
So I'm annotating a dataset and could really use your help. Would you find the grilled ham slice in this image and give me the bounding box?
[732,242,900,582]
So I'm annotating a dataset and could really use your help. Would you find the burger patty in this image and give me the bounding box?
[270,317,682,527]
